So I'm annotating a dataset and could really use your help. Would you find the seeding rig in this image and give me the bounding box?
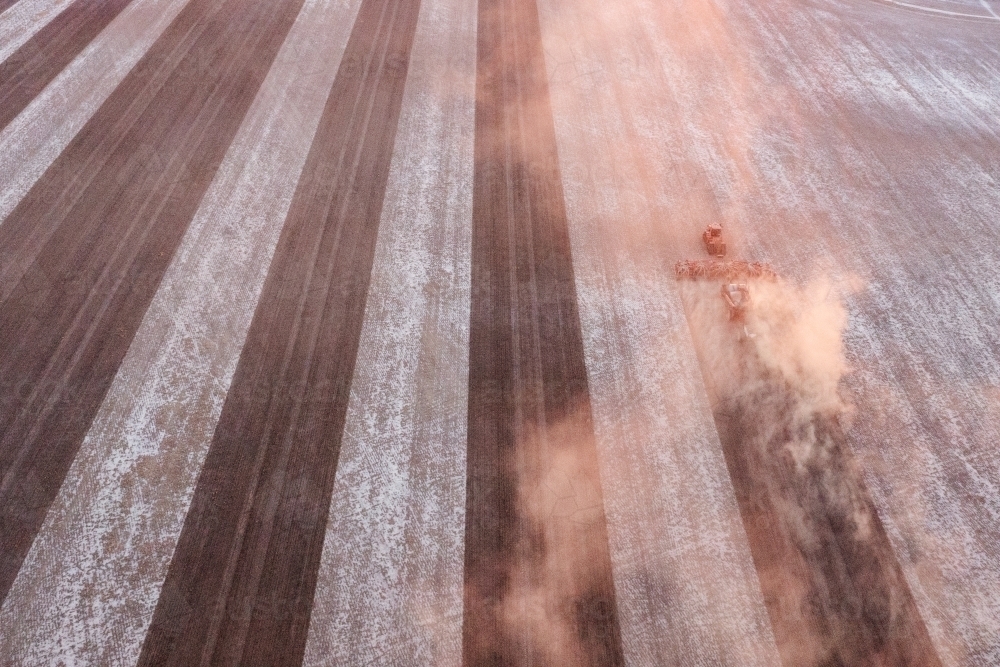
[675,224,777,328]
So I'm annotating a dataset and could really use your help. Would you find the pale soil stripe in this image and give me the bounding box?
[0,0,76,63]
[0,0,191,225]
[300,0,475,661]
[535,0,782,663]
[0,0,361,663]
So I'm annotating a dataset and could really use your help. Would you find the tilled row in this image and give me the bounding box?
[462,0,626,662]
[137,0,424,661]
[0,0,134,130]
[0,0,308,607]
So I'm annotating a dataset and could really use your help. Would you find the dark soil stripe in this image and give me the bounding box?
[0,0,20,15]
[135,0,422,664]
[0,0,307,606]
[0,0,134,131]
[711,363,942,665]
[461,0,625,664]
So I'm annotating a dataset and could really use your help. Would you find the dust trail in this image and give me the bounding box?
[505,414,617,665]
[462,0,625,660]
[680,273,942,666]
[492,408,622,667]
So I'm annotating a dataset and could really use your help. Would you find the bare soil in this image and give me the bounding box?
[461,0,625,664]
[136,0,423,663]
[0,0,134,130]
[0,0,306,608]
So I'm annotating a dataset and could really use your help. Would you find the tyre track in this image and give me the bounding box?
[0,0,193,226]
[300,0,476,660]
[136,0,423,663]
[462,0,625,663]
[0,0,134,131]
[0,0,361,662]
[0,0,308,606]
[0,0,78,63]
[533,0,785,660]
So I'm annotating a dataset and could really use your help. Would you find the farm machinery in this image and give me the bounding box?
[703,224,727,258]
[676,224,776,336]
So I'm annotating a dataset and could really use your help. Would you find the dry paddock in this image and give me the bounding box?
[0,0,998,664]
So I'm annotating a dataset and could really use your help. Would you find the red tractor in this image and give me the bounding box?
[702,224,726,258]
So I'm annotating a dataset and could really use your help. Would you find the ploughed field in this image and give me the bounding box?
[0,0,997,664]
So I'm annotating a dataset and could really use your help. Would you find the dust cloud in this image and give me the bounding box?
[680,271,860,415]
[748,276,858,415]
[489,409,622,667]
[503,415,612,665]
[679,272,940,666]
[680,271,872,550]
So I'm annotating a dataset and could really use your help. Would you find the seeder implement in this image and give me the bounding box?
[674,259,778,281]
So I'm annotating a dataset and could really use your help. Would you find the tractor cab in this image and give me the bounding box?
[702,224,726,258]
